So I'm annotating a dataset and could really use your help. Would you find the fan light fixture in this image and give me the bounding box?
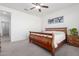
[24,3,49,12]
[35,6,41,9]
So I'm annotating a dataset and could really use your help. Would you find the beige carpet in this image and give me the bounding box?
[0,39,79,56]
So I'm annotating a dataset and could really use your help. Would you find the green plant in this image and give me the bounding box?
[70,28,78,36]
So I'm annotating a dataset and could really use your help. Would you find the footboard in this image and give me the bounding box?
[29,31,55,55]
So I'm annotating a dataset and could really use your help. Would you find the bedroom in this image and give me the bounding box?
[0,3,79,56]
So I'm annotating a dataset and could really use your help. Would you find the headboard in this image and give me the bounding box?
[46,27,67,32]
[45,27,67,38]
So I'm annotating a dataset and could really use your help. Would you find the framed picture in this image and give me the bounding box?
[48,16,64,24]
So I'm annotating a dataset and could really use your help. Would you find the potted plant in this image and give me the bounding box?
[70,28,78,36]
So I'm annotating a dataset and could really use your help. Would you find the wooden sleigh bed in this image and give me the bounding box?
[29,27,67,55]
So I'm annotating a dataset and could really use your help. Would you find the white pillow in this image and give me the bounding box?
[43,31,53,34]
[43,31,65,34]
[52,31,65,35]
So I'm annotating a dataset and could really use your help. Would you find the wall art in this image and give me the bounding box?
[48,16,64,24]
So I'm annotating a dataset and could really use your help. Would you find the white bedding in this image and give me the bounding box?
[53,31,65,48]
[31,31,65,48]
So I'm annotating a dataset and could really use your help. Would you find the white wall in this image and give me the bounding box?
[1,4,79,42]
[0,5,42,42]
[42,4,79,34]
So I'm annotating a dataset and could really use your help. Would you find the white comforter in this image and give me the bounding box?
[53,32,65,48]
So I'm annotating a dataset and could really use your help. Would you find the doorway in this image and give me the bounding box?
[0,10,11,42]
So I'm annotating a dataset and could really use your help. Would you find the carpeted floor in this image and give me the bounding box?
[0,38,79,56]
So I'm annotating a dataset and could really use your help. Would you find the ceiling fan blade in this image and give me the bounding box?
[32,3,36,5]
[32,3,38,5]
[30,7,35,10]
[41,6,48,8]
[24,9,28,11]
[39,9,41,12]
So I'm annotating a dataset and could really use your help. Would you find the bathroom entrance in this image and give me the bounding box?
[0,10,11,42]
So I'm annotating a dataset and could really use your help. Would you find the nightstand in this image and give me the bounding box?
[67,35,79,47]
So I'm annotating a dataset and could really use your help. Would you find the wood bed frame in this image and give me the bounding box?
[29,27,67,56]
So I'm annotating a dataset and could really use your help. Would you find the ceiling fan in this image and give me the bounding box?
[24,3,49,12]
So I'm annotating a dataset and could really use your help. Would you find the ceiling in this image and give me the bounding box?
[0,3,77,17]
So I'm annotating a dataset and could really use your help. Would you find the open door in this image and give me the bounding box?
[0,10,11,42]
